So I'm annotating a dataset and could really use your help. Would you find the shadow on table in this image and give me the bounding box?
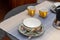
[0,29,18,40]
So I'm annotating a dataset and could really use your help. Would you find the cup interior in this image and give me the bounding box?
[39,8,48,12]
[23,18,41,28]
[27,6,35,10]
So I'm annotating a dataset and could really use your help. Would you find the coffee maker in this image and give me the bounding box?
[53,5,60,30]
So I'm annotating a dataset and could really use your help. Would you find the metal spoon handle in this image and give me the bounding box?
[27,36,32,40]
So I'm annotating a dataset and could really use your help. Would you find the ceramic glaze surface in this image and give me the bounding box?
[23,18,41,28]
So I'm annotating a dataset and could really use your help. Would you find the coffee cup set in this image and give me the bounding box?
[18,18,44,39]
[50,2,60,30]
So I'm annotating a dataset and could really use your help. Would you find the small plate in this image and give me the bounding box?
[18,24,44,37]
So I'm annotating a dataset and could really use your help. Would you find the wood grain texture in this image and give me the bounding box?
[9,0,37,8]
[0,0,10,22]
[0,0,37,22]
[56,0,60,2]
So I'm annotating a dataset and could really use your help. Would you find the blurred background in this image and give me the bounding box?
[0,0,60,40]
[0,0,60,22]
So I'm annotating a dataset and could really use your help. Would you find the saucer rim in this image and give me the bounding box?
[18,24,44,37]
